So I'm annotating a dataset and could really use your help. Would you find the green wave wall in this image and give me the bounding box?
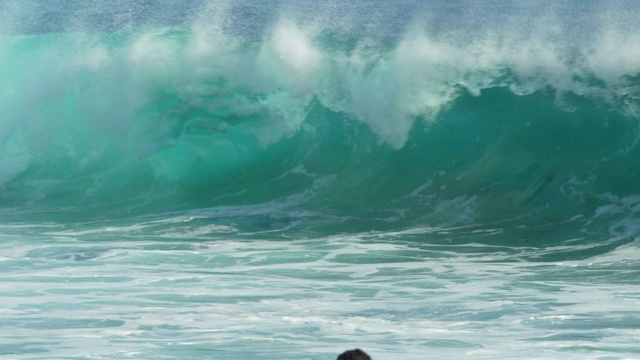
[1,18,639,247]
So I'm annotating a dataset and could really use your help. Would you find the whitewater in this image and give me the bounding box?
[1,0,640,358]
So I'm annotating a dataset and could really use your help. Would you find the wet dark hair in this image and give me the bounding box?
[337,348,371,360]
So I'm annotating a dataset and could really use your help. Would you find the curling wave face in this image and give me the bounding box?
[0,0,639,251]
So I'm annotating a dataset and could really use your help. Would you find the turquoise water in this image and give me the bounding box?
[1,1,640,359]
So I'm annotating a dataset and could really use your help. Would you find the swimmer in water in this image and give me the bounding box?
[337,348,371,360]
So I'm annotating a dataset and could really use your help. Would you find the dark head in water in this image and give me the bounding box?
[337,348,371,360]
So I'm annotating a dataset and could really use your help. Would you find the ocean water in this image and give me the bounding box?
[1,0,640,358]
